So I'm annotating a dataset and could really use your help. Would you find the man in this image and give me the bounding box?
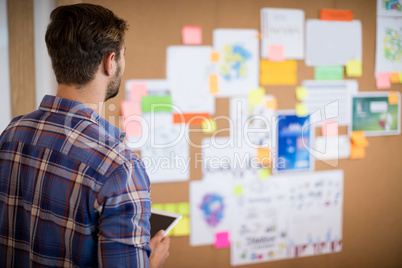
[0,3,169,267]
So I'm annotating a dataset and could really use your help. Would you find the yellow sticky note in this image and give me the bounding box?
[164,203,177,213]
[390,73,400,83]
[172,216,190,236]
[211,51,220,62]
[257,148,271,167]
[399,73,402,83]
[202,118,217,134]
[389,92,399,105]
[295,103,308,117]
[209,74,219,94]
[265,98,277,110]
[346,60,362,77]
[258,168,271,180]
[260,60,297,85]
[350,144,366,159]
[177,202,190,215]
[151,204,164,210]
[295,86,308,101]
[249,88,265,106]
[350,131,369,147]
[234,185,243,196]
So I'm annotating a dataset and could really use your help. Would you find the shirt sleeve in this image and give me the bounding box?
[95,159,152,268]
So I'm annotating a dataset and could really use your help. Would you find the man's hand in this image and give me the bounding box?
[149,230,170,268]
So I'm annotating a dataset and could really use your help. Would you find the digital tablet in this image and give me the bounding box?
[150,208,182,238]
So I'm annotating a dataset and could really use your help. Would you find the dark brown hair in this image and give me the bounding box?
[45,4,128,87]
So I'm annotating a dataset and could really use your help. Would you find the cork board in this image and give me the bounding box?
[83,0,402,267]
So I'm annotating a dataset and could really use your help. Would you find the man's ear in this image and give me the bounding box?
[103,52,115,76]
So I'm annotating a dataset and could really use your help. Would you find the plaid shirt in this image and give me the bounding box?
[0,95,152,267]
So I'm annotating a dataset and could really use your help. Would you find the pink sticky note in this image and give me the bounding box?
[182,26,202,45]
[129,82,148,102]
[121,101,142,137]
[214,231,230,248]
[268,44,285,62]
[321,119,338,137]
[376,73,391,89]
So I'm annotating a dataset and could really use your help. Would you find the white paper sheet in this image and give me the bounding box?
[167,46,215,114]
[375,17,402,74]
[301,80,358,126]
[190,178,235,246]
[377,0,402,17]
[305,20,362,66]
[213,29,259,97]
[231,170,344,266]
[127,112,190,183]
[260,8,305,59]
[311,135,351,160]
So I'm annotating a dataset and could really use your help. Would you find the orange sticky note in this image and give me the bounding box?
[388,92,399,105]
[350,144,365,159]
[129,82,148,102]
[173,113,211,125]
[265,98,277,110]
[320,9,354,21]
[210,51,220,62]
[182,26,202,45]
[268,44,285,62]
[322,119,338,137]
[257,148,271,167]
[209,74,219,94]
[376,73,391,89]
[350,131,369,147]
[390,73,400,83]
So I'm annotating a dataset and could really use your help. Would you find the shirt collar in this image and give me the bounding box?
[39,95,126,142]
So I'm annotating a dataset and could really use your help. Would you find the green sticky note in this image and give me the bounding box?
[315,66,344,80]
[177,202,190,216]
[258,168,271,180]
[141,95,172,113]
[295,103,308,117]
[172,216,190,236]
[346,60,362,77]
[295,86,307,101]
[234,185,243,196]
[151,203,164,210]
[163,203,177,213]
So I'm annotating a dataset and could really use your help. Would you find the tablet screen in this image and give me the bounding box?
[150,213,178,238]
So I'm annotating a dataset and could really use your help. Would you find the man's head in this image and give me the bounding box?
[45,3,128,98]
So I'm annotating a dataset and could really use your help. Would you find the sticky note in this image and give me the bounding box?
[141,95,172,113]
[295,86,308,101]
[172,216,190,236]
[315,66,344,80]
[210,51,220,62]
[164,203,177,213]
[151,204,164,210]
[257,148,271,167]
[177,202,190,216]
[121,101,142,137]
[214,231,230,248]
[234,185,243,196]
[320,9,354,21]
[173,113,211,125]
[399,73,402,83]
[376,72,391,89]
[295,103,308,117]
[350,131,369,147]
[129,82,148,102]
[346,60,362,77]
[350,144,366,159]
[268,44,285,62]
[209,74,219,94]
[321,119,338,137]
[182,26,202,45]
[389,92,399,105]
[258,168,271,180]
[202,118,217,134]
[390,72,400,83]
[265,98,277,110]
[249,88,265,106]
[260,60,297,85]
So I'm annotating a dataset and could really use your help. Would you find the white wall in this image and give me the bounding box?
[0,0,11,132]
[34,0,58,107]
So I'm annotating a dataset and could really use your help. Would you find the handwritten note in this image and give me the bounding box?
[268,44,285,62]
[346,60,362,77]
[376,72,391,89]
[182,26,202,45]
[214,231,230,248]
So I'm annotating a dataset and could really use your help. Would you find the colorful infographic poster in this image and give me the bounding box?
[377,0,402,17]
[231,170,344,266]
[274,112,313,173]
[351,92,401,136]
